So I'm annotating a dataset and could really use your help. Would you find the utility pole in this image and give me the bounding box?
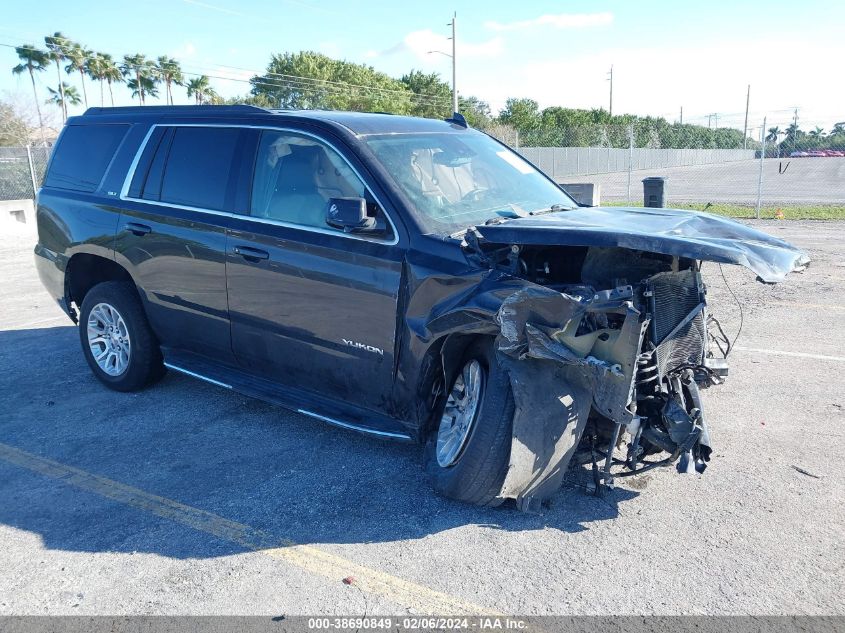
[756,116,766,219]
[680,106,683,125]
[743,84,750,149]
[450,13,457,114]
[714,113,718,129]
[607,65,613,116]
[707,114,712,128]
[428,14,458,114]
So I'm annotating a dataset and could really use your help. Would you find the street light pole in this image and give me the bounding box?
[428,14,458,115]
[450,13,457,114]
[743,84,750,149]
[608,64,613,116]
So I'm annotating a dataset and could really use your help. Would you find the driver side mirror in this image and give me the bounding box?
[325,197,379,233]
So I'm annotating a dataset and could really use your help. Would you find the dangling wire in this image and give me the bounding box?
[718,263,744,356]
[707,314,731,357]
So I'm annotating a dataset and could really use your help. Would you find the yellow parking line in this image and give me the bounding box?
[0,442,498,616]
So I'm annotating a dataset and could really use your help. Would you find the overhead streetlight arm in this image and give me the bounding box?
[450,13,457,114]
[426,13,458,115]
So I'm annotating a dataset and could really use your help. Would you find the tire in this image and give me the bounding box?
[424,338,514,507]
[78,281,164,392]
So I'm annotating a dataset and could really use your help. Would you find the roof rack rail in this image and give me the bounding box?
[82,104,270,116]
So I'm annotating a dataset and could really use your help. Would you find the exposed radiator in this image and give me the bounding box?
[647,270,707,376]
[655,310,707,376]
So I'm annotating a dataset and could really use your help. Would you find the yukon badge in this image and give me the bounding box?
[342,338,385,356]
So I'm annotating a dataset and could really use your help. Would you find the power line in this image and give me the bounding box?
[231,74,450,106]
[194,60,451,102]
[0,39,450,105]
[0,39,452,105]
[203,67,451,105]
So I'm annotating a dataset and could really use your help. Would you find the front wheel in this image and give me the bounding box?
[424,338,514,506]
[78,281,164,392]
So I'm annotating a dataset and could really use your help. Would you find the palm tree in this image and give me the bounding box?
[85,53,106,106]
[46,82,81,111]
[206,88,223,105]
[44,32,71,121]
[127,76,159,104]
[64,42,92,109]
[12,44,51,144]
[765,126,781,144]
[831,122,845,136]
[121,54,151,105]
[144,60,162,103]
[186,75,212,104]
[809,126,824,139]
[155,56,184,105]
[99,54,123,107]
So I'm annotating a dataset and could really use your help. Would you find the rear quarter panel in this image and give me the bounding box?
[34,121,154,314]
[34,191,123,314]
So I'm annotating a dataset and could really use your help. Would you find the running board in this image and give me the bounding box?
[162,350,413,442]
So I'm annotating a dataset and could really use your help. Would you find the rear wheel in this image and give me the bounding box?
[424,338,514,506]
[79,281,164,392]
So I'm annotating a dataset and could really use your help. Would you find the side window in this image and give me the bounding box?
[250,130,391,238]
[46,124,129,192]
[157,127,241,211]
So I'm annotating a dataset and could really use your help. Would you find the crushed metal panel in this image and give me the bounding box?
[475,206,811,283]
[590,308,649,426]
[492,282,649,507]
[499,358,592,512]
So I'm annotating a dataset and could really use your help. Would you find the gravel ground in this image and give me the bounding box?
[0,220,843,616]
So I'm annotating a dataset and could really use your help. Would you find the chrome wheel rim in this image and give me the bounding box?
[87,302,131,377]
[436,359,483,467]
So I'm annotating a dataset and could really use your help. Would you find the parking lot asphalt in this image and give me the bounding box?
[593,157,845,204]
[0,220,843,616]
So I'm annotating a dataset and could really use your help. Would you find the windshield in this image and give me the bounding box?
[364,131,578,235]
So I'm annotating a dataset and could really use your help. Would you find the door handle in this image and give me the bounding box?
[233,245,270,261]
[125,222,151,236]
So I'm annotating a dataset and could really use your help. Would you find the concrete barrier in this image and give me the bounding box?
[0,199,36,235]
[560,183,600,206]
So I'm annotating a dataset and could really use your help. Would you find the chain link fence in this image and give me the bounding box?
[3,120,843,220]
[0,146,50,201]
[513,122,845,219]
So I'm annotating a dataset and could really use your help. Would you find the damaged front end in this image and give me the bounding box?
[447,209,809,511]
[488,249,718,511]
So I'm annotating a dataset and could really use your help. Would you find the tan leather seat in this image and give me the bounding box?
[267,146,327,227]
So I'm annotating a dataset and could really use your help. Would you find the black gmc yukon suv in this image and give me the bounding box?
[35,106,808,509]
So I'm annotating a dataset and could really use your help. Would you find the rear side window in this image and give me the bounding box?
[158,127,241,211]
[45,124,129,192]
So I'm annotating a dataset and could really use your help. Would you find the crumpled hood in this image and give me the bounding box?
[475,206,810,283]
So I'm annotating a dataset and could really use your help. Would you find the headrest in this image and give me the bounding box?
[276,145,323,195]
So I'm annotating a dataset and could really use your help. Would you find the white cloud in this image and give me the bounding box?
[170,42,197,59]
[485,12,614,32]
[457,38,844,129]
[372,29,503,62]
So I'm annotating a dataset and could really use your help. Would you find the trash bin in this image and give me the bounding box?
[642,177,668,208]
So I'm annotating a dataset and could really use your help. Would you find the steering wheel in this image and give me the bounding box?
[461,187,489,202]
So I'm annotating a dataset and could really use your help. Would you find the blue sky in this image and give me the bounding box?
[2,0,843,132]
